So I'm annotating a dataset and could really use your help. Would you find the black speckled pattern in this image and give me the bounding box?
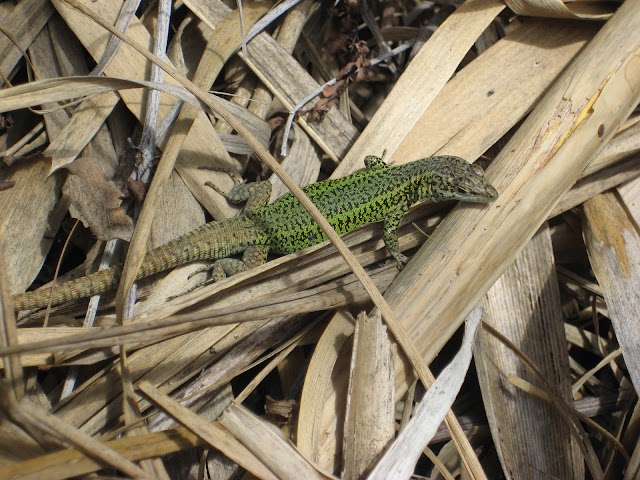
[248,155,497,254]
[13,156,497,310]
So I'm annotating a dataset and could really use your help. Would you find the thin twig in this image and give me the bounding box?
[280,41,414,156]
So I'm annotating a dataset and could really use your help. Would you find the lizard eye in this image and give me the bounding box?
[470,164,484,177]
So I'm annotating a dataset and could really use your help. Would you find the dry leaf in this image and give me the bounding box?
[0,180,16,191]
[63,156,134,241]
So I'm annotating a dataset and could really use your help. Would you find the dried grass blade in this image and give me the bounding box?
[0,0,53,85]
[342,311,394,479]
[297,311,355,467]
[477,225,584,478]
[3,395,149,478]
[583,189,640,395]
[220,403,334,480]
[383,0,640,392]
[367,308,481,479]
[137,381,280,480]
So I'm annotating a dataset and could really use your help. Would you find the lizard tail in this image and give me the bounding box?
[13,266,122,311]
[13,218,258,311]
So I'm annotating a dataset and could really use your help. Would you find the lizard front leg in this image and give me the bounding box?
[203,168,272,212]
[383,205,410,268]
[364,154,389,170]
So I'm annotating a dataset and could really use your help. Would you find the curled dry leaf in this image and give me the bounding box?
[63,156,134,241]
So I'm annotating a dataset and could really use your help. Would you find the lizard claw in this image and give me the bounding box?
[395,252,409,270]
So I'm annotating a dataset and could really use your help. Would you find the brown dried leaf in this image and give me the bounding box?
[127,177,146,203]
[322,80,345,100]
[0,180,15,191]
[63,156,133,241]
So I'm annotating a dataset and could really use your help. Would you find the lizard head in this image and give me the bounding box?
[416,156,498,204]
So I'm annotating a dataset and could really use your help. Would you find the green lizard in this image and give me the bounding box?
[13,155,497,311]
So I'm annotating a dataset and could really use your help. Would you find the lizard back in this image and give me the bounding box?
[250,156,496,254]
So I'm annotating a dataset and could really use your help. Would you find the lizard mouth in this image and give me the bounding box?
[455,183,498,203]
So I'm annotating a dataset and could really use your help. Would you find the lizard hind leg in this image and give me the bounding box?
[210,245,270,282]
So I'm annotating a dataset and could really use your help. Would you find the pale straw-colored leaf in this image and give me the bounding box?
[367,308,481,479]
[270,124,321,201]
[477,225,584,478]
[220,403,334,480]
[583,187,640,395]
[382,0,640,397]
[138,381,280,480]
[342,311,394,479]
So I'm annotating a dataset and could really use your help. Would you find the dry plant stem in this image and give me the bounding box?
[0,122,44,160]
[118,5,173,474]
[120,353,170,478]
[219,403,330,480]
[12,131,47,157]
[3,392,150,479]
[551,155,640,217]
[137,381,279,480]
[584,118,640,176]
[0,252,23,398]
[342,311,394,480]
[627,438,640,480]
[572,348,623,396]
[244,0,305,45]
[53,4,484,472]
[136,0,171,181]
[382,0,640,393]
[0,0,53,88]
[478,225,583,479]
[583,191,640,395]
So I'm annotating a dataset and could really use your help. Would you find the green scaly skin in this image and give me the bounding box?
[13,155,498,311]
